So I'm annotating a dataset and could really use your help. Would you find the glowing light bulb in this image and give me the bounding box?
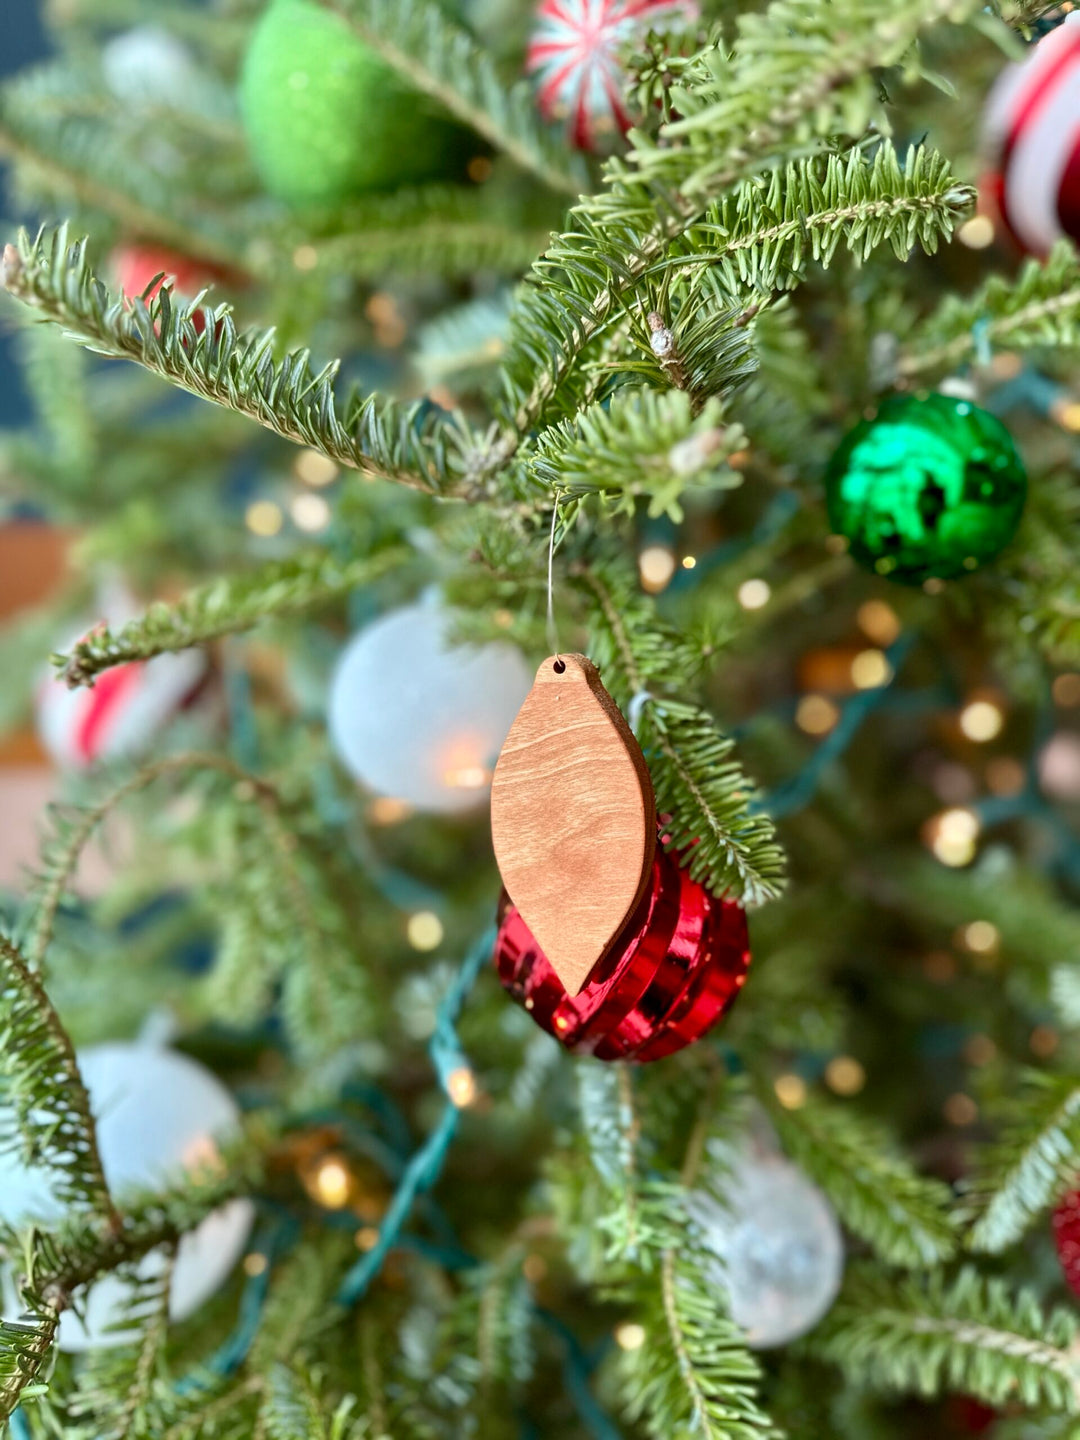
[737,578,770,610]
[959,699,1004,742]
[245,499,283,537]
[639,545,676,594]
[850,648,892,689]
[615,1323,646,1351]
[312,1156,351,1209]
[407,911,444,952]
[447,1066,478,1108]
[774,1074,807,1110]
[796,695,840,736]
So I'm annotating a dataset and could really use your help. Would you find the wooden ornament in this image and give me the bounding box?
[490,654,656,997]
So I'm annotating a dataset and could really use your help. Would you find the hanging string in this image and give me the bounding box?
[546,492,563,659]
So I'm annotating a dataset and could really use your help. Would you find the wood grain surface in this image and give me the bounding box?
[491,653,656,996]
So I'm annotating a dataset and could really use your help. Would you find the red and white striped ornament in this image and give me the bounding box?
[982,14,1080,255]
[37,594,206,770]
[527,0,698,152]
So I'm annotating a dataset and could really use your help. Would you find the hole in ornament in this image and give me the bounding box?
[553,658,566,674]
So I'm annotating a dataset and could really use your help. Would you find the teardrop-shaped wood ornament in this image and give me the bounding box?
[490,654,656,997]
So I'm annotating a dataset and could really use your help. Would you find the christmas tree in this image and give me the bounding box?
[1,0,1080,1434]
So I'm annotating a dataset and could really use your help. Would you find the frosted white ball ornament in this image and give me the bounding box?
[0,1042,253,1352]
[688,1145,844,1348]
[327,597,531,814]
[102,27,197,105]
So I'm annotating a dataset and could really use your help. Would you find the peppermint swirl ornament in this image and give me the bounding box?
[824,393,1027,584]
[982,14,1080,255]
[527,0,698,151]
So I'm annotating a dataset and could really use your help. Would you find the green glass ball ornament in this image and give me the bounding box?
[824,393,1027,584]
[240,0,468,206]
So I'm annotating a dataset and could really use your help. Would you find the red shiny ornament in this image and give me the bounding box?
[494,838,749,1062]
[1052,1187,1080,1296]
[111,244,230,334]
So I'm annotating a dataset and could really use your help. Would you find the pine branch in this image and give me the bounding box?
[0,82,245,276]
[0,933,117,1226]
[0,1311,59,1425]
[682,143,971,296]
[578,561,785,904]
[764,1093,957,1268]
[1,226,475,497]
[293,186,556,281]
[493,0,977,452]
[317,0,585,195]
[900,241,1080,379]
[261,1364,358,1440]
[53,548,408,687]
[962,1071,1080,1254]
[812,1267,1080,1414]
[618,1239,776,1440]
[527,389,746,521]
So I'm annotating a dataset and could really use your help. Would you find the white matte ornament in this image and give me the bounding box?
[102,27,197,105]
[688,1146,844,1348]
[327,599,531,813]
[0,1043,253,1351]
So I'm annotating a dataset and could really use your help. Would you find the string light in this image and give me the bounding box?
[796,694,840,736]
[292,243,318,271]
[960,920,999,955]
[355,1226,380,1251]
[368,796,412,825]
[923,950,957,983]
[639,545,677,593]
[856,599,900,646]
[243,1252,268,1277]
[944,1092,978,1126]
[523,1254,548,1283]
[294,448,338,487]
[310,1156,352,1209]
[924,807,980,867]
[407,911,444,951]
[989,351,1023,380]
[774,1073,807,1109]
[290,492,331,532]
[1051,397,1080,432]
[958,215,995,249]
[446,1066,478,1108]
[964,1034,997,1066]
[442,742,491,791]
[737,578,770,610]
[1030,1024,1060,1058]
[825,1056,866,1096]
[682,555,697,570]
[1053,674,1080,707]
[850,648,892,689]
[959,698,1004,742]
[245,499,283,537]
[615,1323,646,1351]
[986,757,1025,796]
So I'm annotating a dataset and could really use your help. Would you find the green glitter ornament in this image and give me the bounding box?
[240,0,468,207]
[824,392,1027,584]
